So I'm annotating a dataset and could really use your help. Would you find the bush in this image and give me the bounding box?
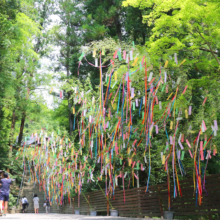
[8,193,17,208]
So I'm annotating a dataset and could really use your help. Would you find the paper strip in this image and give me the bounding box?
[189,106,192,115]
[178,141,184,150]
[123,50,126,60]
[188,149,193,158]
[130,51,133,60]
[186,139,191,148]
[214,120,218,130]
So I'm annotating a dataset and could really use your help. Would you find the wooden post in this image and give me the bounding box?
[78,192,80,208]
[87,196,89,215]
[157,186,164,219]
[208,209,213,220]
[107,194,109,216]
[72,198,74,214]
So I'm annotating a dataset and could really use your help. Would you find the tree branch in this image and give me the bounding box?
[195,28,220,66]
[199,47,218,54]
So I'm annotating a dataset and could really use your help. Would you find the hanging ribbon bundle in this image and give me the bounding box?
[17,46,218,209]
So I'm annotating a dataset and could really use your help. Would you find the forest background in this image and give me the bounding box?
[0,0,220,205]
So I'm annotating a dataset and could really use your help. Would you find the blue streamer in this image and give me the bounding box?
[95,134,97,157]
[139,97,142,116]
[179,159,185,175]
[73,114,75,131]
[165,127,169,142]
[117,83,121,114]
[121,82,126,139]
[146,166,151,192]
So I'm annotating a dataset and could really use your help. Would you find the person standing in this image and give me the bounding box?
[0,172,12,216]
[45,196,51,214]
[21,196,28,213]
[33,194,39,214]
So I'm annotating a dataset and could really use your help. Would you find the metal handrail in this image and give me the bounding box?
[16,169,26,207]
[33,161,36,197]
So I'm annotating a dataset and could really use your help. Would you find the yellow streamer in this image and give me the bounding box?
[179,59,186,67]
[93,49,96,57]
[185,109,188,118]
[167,92,173,100]
[164,60,169,68]
[170,121,173,130]
[132,57,138,66]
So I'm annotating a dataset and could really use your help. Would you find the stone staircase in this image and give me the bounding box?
[18,175,60,213]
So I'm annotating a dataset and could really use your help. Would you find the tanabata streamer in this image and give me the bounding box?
[18,47,218,210]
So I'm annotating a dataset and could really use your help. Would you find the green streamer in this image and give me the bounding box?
[181,151,185,160]
[117,51,122,61]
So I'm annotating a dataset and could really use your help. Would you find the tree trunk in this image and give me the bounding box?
[18,112,26,146]
[68,91,73,135]
[112,0,122,40]
[66,36,73,135]
[115,15,122,40]
[9,110,16,146]
[8,110,16,172]
[142,32,145,45]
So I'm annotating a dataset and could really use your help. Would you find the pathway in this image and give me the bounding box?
[0,213,163,220]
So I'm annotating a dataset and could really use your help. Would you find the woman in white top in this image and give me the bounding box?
[33,194,39,214]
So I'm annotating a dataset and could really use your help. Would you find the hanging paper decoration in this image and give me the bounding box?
[18,45,219,211]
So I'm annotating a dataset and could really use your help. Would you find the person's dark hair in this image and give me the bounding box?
[34,194,37,197]
[23,196,25,198]
[4,172,8,178]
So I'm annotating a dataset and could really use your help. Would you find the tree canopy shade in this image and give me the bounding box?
[0,0,220,215]
[122,0,220,69]
[0,0,52,178]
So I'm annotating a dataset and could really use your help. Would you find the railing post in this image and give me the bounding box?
[157,186,163,219]
[16,170,25,207]
[107,194,109,216]
[78,192,80,209]
[87,196,89,215]
[208,209,213,220]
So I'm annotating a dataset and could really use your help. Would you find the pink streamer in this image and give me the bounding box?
[134,173,138,179]
[200,141,204,160]
[132,139,137,146]
[123,50,126,60]
[202,97,207,106]
[186,139,192,148]
[202,120,207,131]
[188,149,193,158]
[182,85,188,94]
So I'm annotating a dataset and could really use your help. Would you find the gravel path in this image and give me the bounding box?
[0,213,163,220]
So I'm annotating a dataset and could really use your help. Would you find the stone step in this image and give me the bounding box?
[19,210,58,213]
[22,187,34,190]
[19,180,61,214]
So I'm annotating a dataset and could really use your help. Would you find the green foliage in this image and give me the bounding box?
[0,0,220,211]
[8,193,17,207]
[0,0,54,191]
